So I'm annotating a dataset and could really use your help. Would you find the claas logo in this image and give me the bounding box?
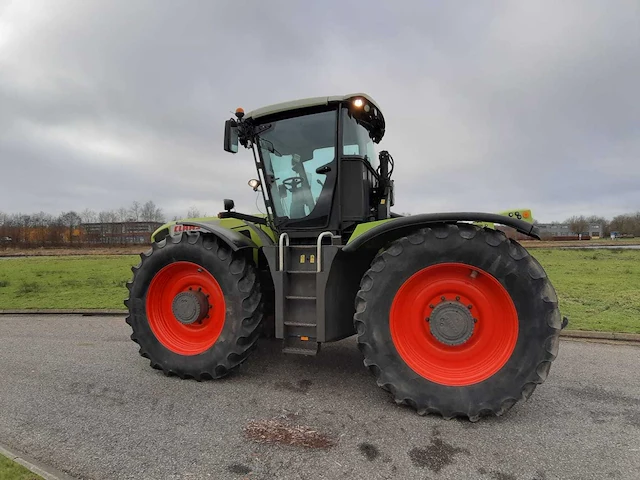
[173,224,202,233]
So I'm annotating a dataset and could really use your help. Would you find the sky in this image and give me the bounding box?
[0,0,639,223]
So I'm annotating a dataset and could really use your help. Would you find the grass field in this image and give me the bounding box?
[530,249,640,333]
[0,250,639,333]
[521,237,639,248]
[0,454,42,480]
[0,256,134,309]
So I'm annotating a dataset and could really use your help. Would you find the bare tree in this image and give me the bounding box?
[187,207,201,218]
[141,200,164,222]
[117,207,129,222]
[59,211,82,244]
[47,214,65,246]
[141,201,155,221]
[609,212,640,236]
[0,211,7,241]
[14,214,32,245]
[80,208,97,224]
[565,215,589,235]
[31,211,52,244]
[633,212,640,236]
[129,201,141,221]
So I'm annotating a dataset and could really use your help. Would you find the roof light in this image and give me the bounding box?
[353,98,364,108]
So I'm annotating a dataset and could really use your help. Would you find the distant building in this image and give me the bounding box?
[537,224,573,237]
[588,224,603,238]
[81,221,163,244]
[537,223,603,239]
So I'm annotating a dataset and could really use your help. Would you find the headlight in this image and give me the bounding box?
[248,178,261,191]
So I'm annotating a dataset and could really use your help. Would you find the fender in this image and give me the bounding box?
[171,221,258,251]
[343,212,540,254]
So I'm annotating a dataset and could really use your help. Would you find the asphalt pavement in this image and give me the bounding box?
[0,315,638,480]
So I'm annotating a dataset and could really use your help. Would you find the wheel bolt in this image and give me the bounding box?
[467,305,473,310]
[473,318,478,323]
[455,296,460,301]
[429,304,435,309]
[441,296,446,301]
[425,317,430,322]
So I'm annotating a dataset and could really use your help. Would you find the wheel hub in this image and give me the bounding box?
[171,290,209,325]
[428,301,475,346]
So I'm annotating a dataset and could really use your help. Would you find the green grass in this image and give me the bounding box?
[0,454,43,480]
[530,249,640,333]
[0,255,135,310]
[0,250,639,333]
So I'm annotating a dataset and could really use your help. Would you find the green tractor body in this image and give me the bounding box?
[126,93,564,421]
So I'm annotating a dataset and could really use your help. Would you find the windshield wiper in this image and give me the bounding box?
[258,138,283,157]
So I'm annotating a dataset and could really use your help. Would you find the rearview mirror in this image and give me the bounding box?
[224,119,239,153]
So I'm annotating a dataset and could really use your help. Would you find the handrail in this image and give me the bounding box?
[278,232,289,271]
[316,231,334,273]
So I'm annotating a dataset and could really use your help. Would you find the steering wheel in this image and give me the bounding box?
[281,177,303,192]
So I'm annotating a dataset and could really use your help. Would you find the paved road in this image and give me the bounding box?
[0,315,638,480]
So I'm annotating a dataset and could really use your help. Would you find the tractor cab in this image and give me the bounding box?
[223,94,394,241]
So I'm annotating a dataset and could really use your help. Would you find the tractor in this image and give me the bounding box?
[125,93,565,421]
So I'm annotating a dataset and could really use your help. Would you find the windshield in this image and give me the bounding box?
[342,109,378,170]
[256,109,337,227]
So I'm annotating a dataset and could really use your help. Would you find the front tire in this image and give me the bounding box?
[125,232,263,380]
[354,223,561,421]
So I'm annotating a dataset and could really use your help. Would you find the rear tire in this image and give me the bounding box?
[353,223,561,421]
[125,232,263,380]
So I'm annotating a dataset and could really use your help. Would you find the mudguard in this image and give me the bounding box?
[166,221,258,251]
[343,212,540,254]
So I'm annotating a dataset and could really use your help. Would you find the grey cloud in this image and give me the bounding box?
[0,0,638,222]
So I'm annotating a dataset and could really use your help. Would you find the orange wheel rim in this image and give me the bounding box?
[145,261,225,355]
[390,262,518,386]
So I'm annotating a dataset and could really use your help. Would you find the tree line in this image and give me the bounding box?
[556,213,640,237]
[2,204,638,247]
[0,200,166,247]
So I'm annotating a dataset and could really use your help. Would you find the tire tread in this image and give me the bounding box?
[353,224,561,421]
[125,232,262,380]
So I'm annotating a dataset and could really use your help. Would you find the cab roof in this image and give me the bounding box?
[243,92,383,121]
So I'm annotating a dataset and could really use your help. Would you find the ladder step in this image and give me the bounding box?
[286,295,316,301]
[286,270,316,274]
[284,321,316,328]
[283,336,320,355]
[282,347,318,356]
